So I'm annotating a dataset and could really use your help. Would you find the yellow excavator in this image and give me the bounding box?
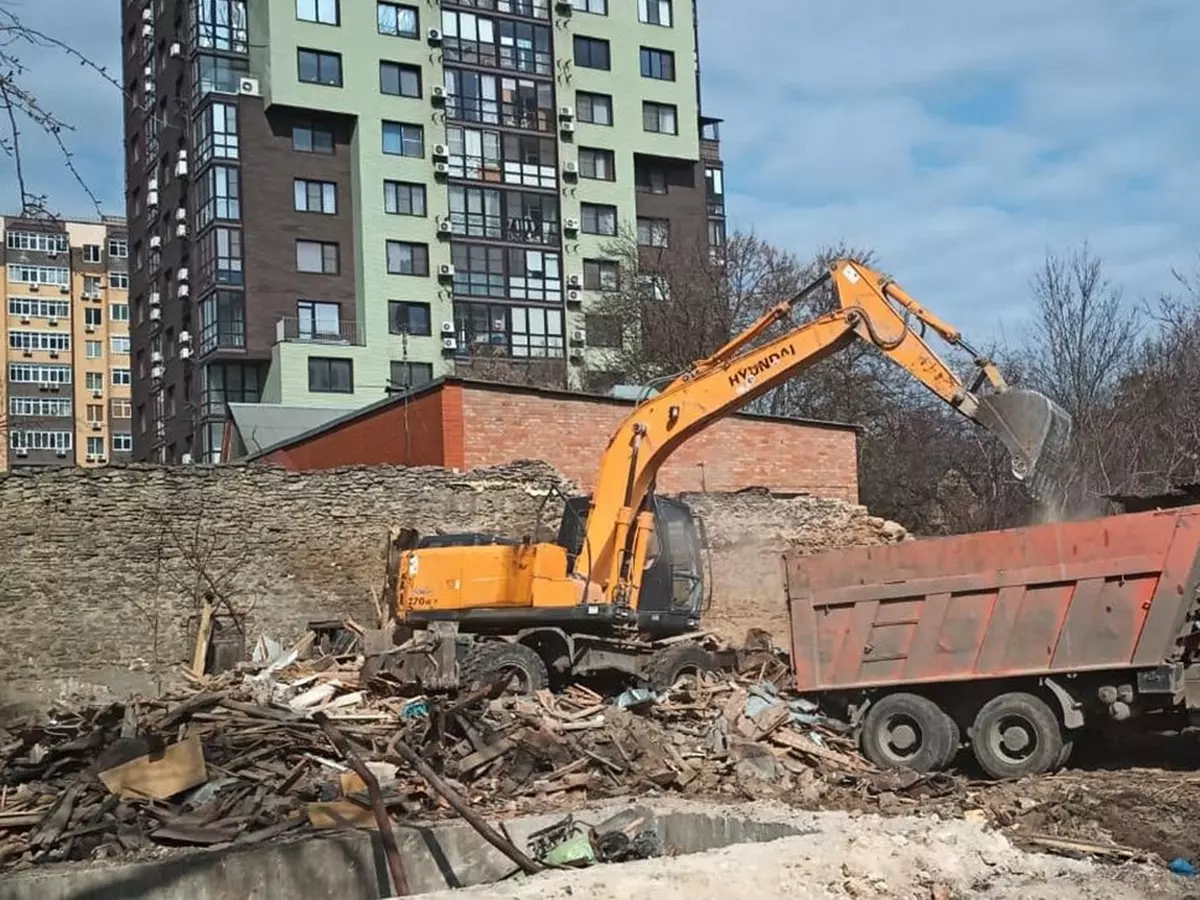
[385,259,1071,691]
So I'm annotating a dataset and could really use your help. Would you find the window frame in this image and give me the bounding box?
[382,120,425,157]
[575,91,612,126]
[307,356,355,393]
[571,0,607,12]
[583,258,619,291]
[580,202,617,236]
[389,360,434,390]
[578,147,616,181]
[378,1,419,38]
[380,60,422,98]
[296,239,340,275]
[297,48,344,87]
[384,180,427,216]
[573,35,611,70]
[638,0,672,26]
[385,240,431,277]
[637,216,671,248]
[293,178,339,214]
[293,120,335,153]
[642,100,678,135]
[296,0,340,25]
[388,300,433,336]
[639,46,675,80]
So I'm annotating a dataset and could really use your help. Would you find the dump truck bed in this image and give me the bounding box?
[785,505,1200,693]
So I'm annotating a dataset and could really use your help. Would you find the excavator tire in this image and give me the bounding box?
[460,641,549,694]
[644,643,717,691]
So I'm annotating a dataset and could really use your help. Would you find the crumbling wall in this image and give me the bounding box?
[0,463,905,711]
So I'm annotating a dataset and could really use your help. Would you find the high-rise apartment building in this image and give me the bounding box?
[0,216,133,473]
[121,0,724,463]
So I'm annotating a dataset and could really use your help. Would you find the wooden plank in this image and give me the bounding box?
[192,601,214,678]
[99,735,208,801]
[307,801,379,830]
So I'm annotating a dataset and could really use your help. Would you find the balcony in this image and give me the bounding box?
[700,116,722,163]
[441,0,550,21]
[274,317,365,346]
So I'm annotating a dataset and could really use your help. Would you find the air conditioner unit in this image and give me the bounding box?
[178,330,191,344]
[181,452,194,465]
[559,106,575,119]
[560,121,575,134]
[571,328,587,344]
[19,316,29,324]
[569,347,585,363]
[169,41,182,58]
[149,291,161,306]
[14,448,27,458]
[151,364,164,380]
[563,217,580,232]
[555,0,573,11]
[90,422,102,432]
[47,316,58,325]
[147,189,159,207]
[144,78,156,94]
[176,223,188,237]
[437,219,453,235]
[177,268,188,281]
[148,176,159,191]
[238,77,260,96]
[563,160,579,176]
[175,207,187,222]
[141,22,152,37]
[566,289,581,305]
[149,235,162,249]
[180,346,192,360]
[143,64,153,78]
[150,307,162,321]
[437,264,455,278]
[86,324,96,333]
[432,143,449,158]
[433,161,449,175]
[427,27,443,43]
[566,273,582,289]
[440,321,455,335]
[430,85,446,102]
[21,350,32,358]
[59,285,70,294]
[178,283,190,298]
[92,389,103,399]
[441,336,457,351]
[56,449,68,458]
[151,350,163,363]
[175,159,188,177]
[141,8,152,21]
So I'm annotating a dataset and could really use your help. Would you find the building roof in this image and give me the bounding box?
[227,403,358,456]
[233,376,858,464]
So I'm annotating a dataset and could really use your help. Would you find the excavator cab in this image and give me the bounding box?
[557,495,707,636]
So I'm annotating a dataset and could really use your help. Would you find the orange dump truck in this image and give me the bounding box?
[783,505,1200,778]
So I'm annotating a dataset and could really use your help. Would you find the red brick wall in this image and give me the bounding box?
[459,386,859,501]
[264,387,448,470]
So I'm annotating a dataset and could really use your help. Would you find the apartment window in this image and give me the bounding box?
[7,264,68,286]
[9,396,71,417]
[298,48,343,87]
[640,47,675,80]
[635,164,668,194]
[384,180,426,216]
[388,301,432,335]
[111,399,132,419]
[580,203,617,236]
[297,300,343,341]
[111,302,130,322]
[706,166,724,196]
[578,147,615,181]
[382,121,424,157]
[85,340,103,359]
[573,36,610,70]
[192,0,249,54]
[708,219,726,247]
[293,121,335,153]
[294,178,338,214]
[85,307,103,327]
[83,275,102,297]
[112,368,132,386]
[297,0,339,24]
[296,240,340,274]
[454,302,564,358]
[10,330,70,353]
[108,237,129,258]
[642,101,678,134]
[8,363,70,385]
[200,226,245,285]
[83,244,103,264]
[449,185,559,244]
[8,297,69,319]
[638,0,672,26]
[441,12,552,77]
[380,61,421,97]
[195,101,239,165]
[637,216,670,247]
[378,1,418,37]
[86,372,104,391]
[109,272,130,290]
[197,164,241,228]
[585,314,623,348]
[308,357,354,393]
[86,436,106,457]
[113,433,134,452]
[572,0,606,12]
[193,55,249,100]
[111,336,131,355]
[86,404,104,424]
[198,290,246,353]
[386,241,430,276]
[9,431,72,452]
[583,259,619,291]
[6,231,67,253]
[575,91,612,126]
[390,361,433,389]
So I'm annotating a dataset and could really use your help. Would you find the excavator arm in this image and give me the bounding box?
[576,259,1071,606]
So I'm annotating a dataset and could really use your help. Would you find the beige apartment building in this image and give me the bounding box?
[1,215,132,472]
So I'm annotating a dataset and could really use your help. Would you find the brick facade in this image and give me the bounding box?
[255,379,859,501]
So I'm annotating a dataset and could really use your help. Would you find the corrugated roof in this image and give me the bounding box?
[227,403,358,457]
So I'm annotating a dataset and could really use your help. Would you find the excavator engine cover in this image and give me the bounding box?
[975,389,1071,502]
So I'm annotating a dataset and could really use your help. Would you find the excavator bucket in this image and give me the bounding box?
[974,389,1072,503]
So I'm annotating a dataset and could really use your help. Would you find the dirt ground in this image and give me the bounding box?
[418,809,1193,900]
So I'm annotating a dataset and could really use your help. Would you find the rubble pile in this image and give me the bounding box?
[0,632,873,874]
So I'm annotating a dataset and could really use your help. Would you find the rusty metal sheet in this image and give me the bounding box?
[786,504,1200,693]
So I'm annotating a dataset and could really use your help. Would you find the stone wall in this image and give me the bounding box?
[0,462,904,711]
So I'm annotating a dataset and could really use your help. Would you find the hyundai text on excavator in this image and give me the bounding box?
[382,259,1072,692]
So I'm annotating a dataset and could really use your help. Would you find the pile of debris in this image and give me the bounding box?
[0,632,874,874]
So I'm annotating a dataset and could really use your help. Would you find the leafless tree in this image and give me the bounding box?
[0,3,115,217]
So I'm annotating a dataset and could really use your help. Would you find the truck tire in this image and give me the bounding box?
[971,692,1064,780]
[644,643,717,691]
[938,715,963,769]
[460,641,549,694]
[860,693,956,773]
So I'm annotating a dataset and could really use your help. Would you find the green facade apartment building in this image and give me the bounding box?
[122,0,725,462]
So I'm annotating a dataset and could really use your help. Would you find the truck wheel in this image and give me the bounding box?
[644,643,717,691]
[461,641,549,694]
[860,693,956,773]
[938,715,963,769]
[971,692,1064,780]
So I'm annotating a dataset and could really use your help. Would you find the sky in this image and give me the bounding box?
[3,0,1198,339]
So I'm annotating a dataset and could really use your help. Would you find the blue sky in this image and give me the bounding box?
[4,0,1198,338]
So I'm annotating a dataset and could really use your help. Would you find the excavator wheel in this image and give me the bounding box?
[460,641,549,694]
[644,643,717,691]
